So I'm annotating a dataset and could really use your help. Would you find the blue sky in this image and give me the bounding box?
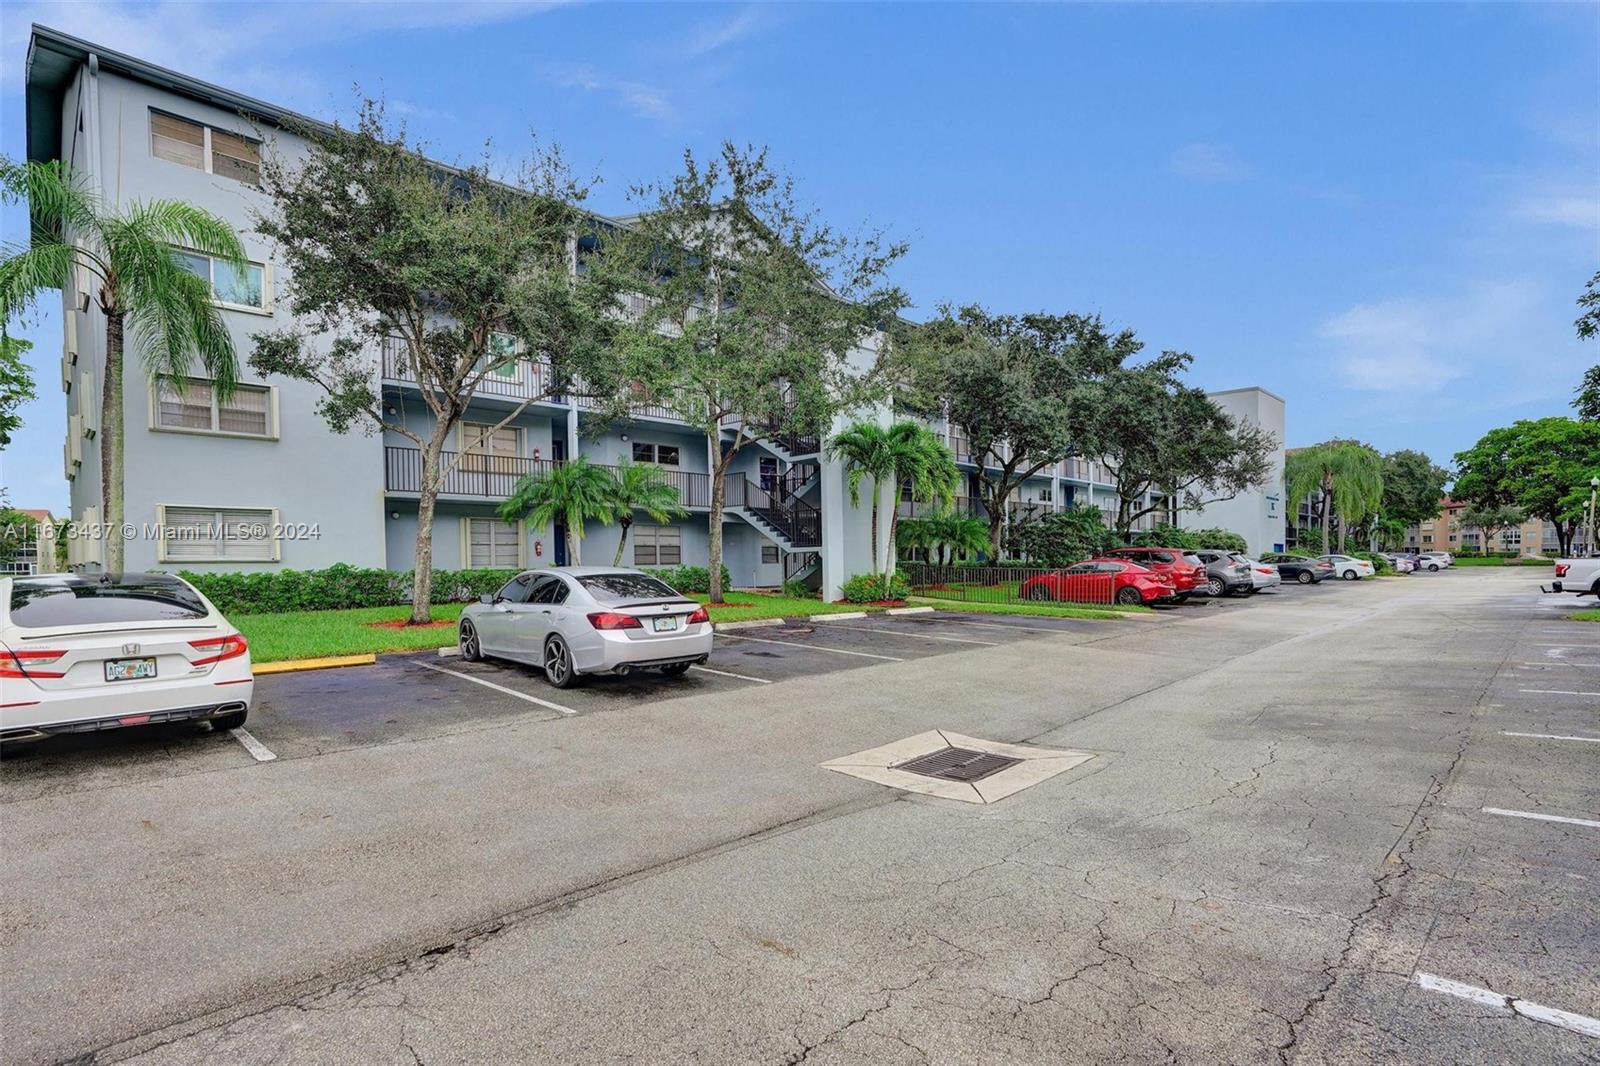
[2,1,1597,513]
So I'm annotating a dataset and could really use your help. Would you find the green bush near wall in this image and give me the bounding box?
[180,564,517,615]
[840,571,911,603]
[640,565,733,595]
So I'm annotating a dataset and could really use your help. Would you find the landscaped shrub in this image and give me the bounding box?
[840,571,910,603]
[1010,507,1117,567]
[1351,551,1393,575]
[781,578,817,599]
[641,564,733,596]
[181,565,517,615]
[1186,527,1250,553]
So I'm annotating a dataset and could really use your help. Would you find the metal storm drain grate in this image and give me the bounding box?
[894,747,1021,782]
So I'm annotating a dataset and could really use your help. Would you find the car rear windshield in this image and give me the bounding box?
[577,574,684,603]
[8,579,209,629]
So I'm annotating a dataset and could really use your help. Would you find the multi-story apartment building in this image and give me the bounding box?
[24,25,1254,592]
[1179,387,1286,557]
[1404,499,1590,559]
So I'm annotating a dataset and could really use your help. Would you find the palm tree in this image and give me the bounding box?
[1286,441,1384,554]
[829,420,960,579]
[605,461,688,565]
[0,159,246,572]
[927,509,990,566]
[499,456,616,565]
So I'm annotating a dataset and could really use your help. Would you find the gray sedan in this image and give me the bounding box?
[457,567,713,688]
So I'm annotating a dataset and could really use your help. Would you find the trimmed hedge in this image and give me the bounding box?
[181,564,516,615]
[840,571,910,603]
[640,565,733,595]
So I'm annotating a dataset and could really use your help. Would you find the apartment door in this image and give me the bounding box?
[460,422,521,496]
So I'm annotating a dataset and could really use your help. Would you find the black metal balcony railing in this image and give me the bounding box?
[384,448,557,498]
[381,338,560,403]
[896,496,985,520]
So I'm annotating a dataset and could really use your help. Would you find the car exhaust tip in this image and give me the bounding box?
[0,727,48,744]
[214,702,247,715]
[614,665,631,676]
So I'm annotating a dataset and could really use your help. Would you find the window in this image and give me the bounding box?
[631,442,681,466]
[633,525,682,566]
[155,379,274,437]
[761,542,779,564]
[466,518,521,568]
[159,506,278,562]
[1038,485,1052,503]
[9,574,208,628]
[460,422,521,475]
[175,249,269,311]
[150,110,261,186]
[483,332,520,379]
[530,576,570,605]
[495,574,533,603]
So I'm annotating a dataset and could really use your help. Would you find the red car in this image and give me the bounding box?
[1019,559,1177,606]
[1101,546,1207,602]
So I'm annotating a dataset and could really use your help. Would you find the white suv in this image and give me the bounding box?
[1,573,253,746]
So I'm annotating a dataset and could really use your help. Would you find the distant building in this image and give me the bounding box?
[2,509,59,575]
[1179,387,1287,557]
[1405,499,1589,558]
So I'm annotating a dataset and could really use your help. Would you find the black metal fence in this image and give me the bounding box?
[901,563,1117,606]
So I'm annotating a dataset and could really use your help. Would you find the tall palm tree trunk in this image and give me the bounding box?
[102,312,126,573]
[612,516,633,566]
[1320,477,1333,556]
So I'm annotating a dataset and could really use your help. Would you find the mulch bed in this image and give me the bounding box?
[365,619,455,631]
[830,599,909,608]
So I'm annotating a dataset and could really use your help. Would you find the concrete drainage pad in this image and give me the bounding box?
[820,729,1095,804]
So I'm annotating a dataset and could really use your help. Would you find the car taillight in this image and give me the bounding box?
[190,634,248,666]
[588,611,643,630]
[1256,567,1272,574]
[0,649,67,678]
[1555,563,1569,577]
[686,606,710,624]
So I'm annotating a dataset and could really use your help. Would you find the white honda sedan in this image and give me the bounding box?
[1317,554,1377,581]
[1,573,253,746]
[458,566,712,688]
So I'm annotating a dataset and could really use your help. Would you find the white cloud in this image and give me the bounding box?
[1168,141,1253,183]
[1319,281,1545,395]
[545,64,677,124]
[683,6,767,58]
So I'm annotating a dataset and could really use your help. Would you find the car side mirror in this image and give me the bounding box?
[479,593,494,605]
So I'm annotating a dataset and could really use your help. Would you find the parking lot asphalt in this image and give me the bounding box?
[2,571,1596,1065]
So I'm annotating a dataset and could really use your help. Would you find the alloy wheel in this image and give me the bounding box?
[544,638,571,686]
[459,620,480,661]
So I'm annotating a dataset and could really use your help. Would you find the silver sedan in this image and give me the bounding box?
[457,567,713,688]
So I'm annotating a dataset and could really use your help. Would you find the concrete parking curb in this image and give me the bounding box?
[814,611,867,621]
[712,619,787,632]
[252,653,377,676]
[885,606,935,615]
[437,645,460,658]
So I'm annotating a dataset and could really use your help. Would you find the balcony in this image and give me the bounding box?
[896,496,985,520]
[384,446,720,508]
[381,338,560,404]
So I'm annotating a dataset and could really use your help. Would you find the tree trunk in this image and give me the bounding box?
[1337,515,1347,553]
[708,464,727,602]
[409,427,450,625]
[568,522,581,565]
[613,516,633,566]
[1319,481,1332,556]
[101,312,126,573]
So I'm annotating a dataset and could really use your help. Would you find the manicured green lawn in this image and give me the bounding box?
[908,595,1149,620]
[1568,608,1600,623]
[236,593,873,663]
[1452,556,1557,567]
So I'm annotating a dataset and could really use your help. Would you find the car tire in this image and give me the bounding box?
[211,708,248,732]
[1342,570,1358,581]
[1206,577,1226,597]
[459,619,482,662]
[1429,563,1440,572]
[660,662,692,677]
[543,636,580,689]
[1173,593,1190,603]
[1116,586,1143,606]
[1297,571,1314,585]
[1026,585,1053,601]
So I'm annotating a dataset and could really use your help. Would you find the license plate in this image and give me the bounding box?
[105,657,157,682]
[652,616,681,633]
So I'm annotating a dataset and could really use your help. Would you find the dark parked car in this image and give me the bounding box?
[1192,550,1254,597]
[1102,547,1207,602]
[1260,552,1332,585]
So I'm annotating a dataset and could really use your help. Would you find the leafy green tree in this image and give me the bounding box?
[1011,506,1116,566]
[0,159,246,572]
[1285,441,1384,554]
[0,504,40,567]
[1453,417,1600,557]
[1080,354,1276,538]
[907,508,990,566]
[498,456,616,565]
[1374,516,1409,551]
[248,102,624,622]
[1459,503,1524,554]
[1575,365,1600,422]
[1380,449,1450,527]
[899,306,1137,552]
[0,334,36,448]
[604,461,687,566]
[828,420,957,579]
[602,143,907,601]
[1577,270,1600,340]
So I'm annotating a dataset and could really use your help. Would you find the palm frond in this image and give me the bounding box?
[123,251,239,399]
[0,159,99,234]
[0,237,76,320]
[126,199,248,268]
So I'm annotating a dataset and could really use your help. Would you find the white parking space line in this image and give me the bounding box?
[716,633,905,662]
[1517,661,1600,668]
[1517,688,1600,697]
[900,616,1094,635]
[419,662,578,716]
[230,727,277,762]
[812,621,1001,646]
[1500,731,1600,744]
[1413,973,1600,1039]
[1481,807,1600,830]
[691,664,771,684]
[1524,643,1600,649]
